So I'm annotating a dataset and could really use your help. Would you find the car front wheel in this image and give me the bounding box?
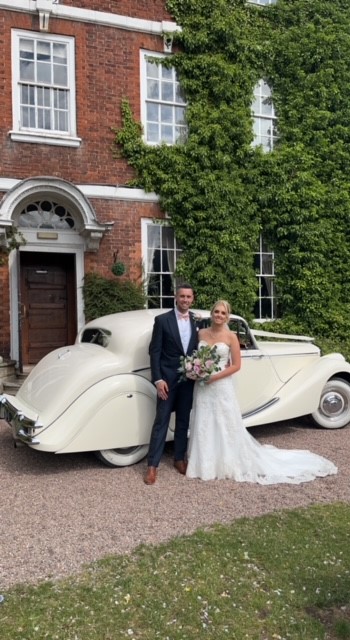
[95,445,149,467]
[312,378,350,429]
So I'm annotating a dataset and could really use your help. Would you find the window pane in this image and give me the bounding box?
[37,86,50,107]
[175,83,186,104]
[147,80,159,100]
[162,226,175,248]
[148,224,161,247]
[251,97,260,113]
[19,38,34,59]
[146,123,159,142]
[20,60,34,82]
[260,119,272,137]
[161,105,173,123]
[161,66,173,80]
[160,249,170,271]
[21,85,35,105]
[54,89,68,109]
[56,110,68,131]
[161,124,173,142]
[261,254,273,274]
[261,98,272,116]
[175,106,186,125]
[161,82,174,102]
[21,106,35,128]
[37,61,51,84]
[146,60,159,78]
[53,64,68,86]
[37,40,51,61]
[147,103,159,122]
[175,126,187,143]
[38,108,51,129]
[53,43,67,65]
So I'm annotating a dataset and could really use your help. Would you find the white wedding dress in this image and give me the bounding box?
[186,342,337,484]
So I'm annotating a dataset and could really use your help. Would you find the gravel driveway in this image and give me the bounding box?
[0,417,349,590]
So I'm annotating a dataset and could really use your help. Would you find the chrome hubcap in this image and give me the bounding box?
[321,392,346,417]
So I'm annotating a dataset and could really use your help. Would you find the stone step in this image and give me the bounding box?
[1,366,30,395]
[3,377,23,394]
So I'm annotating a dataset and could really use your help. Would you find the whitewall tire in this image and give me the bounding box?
[312,378,350,429]
[95,445,149,467]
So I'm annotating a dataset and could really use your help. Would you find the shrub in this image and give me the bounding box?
[83,273,146,322]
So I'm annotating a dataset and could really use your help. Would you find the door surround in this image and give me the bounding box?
[1,177,112,365]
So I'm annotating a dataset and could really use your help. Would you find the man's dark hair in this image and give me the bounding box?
[176,282,194,293]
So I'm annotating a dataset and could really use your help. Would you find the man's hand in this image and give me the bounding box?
[156,380,169,400]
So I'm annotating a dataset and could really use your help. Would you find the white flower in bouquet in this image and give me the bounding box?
[179,344,221,385]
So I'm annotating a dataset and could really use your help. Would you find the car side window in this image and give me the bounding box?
[81,328,111,347]
[228,320,255,350]
[196,317,255,350]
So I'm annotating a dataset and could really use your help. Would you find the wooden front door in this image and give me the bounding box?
[20,253,77,365]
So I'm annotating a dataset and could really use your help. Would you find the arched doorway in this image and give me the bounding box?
[0,177,111,367]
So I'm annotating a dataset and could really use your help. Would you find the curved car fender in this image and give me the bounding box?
[244,353,350,428]
[33,374,157,454]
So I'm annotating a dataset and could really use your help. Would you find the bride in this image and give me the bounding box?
[186,300,337,484]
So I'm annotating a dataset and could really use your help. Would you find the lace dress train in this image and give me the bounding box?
[186,342,337,484]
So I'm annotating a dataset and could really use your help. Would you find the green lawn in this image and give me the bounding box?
[1,503,350,639]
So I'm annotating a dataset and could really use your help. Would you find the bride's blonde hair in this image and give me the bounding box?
[210,299,231,319]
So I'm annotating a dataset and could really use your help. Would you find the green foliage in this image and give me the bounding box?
[114,0,350,338]
[2,504,350,639]
[0,227,26,265]
[83,273,146,321]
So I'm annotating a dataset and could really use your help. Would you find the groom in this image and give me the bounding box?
[144,283,198,485]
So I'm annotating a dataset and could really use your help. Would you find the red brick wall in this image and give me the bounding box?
[61,1,173,22]
[84,198,161,281]
[0,11,167,184]
[0,3,173,358]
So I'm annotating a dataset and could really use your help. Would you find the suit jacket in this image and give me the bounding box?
[149,309,198,387]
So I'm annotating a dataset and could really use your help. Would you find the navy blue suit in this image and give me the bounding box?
[148,309,198,467]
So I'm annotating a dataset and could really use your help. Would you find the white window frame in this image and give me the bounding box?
[247,0,276,5]
[252,79,278,152]
[11,29,80,147]
[254,235,276,320]
[142,219,183,308]
[140,50,187,146]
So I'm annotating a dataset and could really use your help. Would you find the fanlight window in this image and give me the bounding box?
[19,200,76,229]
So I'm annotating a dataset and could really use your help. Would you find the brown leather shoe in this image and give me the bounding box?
[174,460,187,475]
[144,466,157,485]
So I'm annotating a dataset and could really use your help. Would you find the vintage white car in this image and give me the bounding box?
[1,309,350,467]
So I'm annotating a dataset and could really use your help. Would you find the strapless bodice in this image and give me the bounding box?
[199,340,230,370]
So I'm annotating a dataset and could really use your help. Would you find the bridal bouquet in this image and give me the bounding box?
[178,344,221,385]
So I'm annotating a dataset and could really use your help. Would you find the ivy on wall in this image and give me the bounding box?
[114,0,350,336]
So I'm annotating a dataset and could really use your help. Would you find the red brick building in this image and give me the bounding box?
[0,0,184,367]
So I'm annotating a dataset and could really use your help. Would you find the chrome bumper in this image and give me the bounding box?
[0,395,42,445]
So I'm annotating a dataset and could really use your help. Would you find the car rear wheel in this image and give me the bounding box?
[95,445,149,467]
[311,378,350,429]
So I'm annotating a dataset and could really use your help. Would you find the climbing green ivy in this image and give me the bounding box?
[114,0,350,337]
